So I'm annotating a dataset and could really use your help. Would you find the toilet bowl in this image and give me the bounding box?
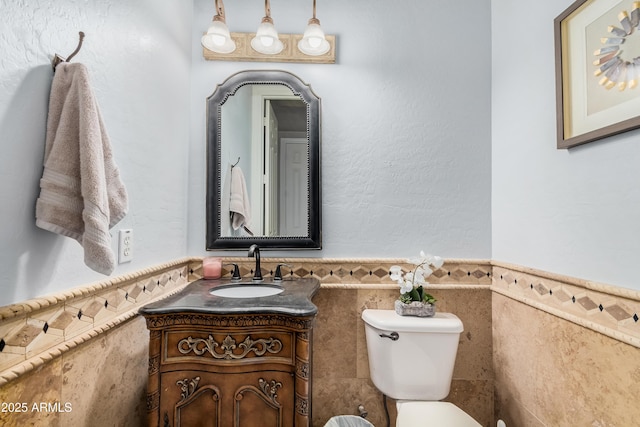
[362,309,481,427]
[396,401,480,426]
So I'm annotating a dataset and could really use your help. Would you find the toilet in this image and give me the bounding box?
[362,309,481,426]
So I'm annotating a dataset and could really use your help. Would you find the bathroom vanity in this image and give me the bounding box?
[139,277,319,427]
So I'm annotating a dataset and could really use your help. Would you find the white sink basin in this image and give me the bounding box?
[210,284,284,298]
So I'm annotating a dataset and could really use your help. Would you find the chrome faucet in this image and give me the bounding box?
[248,244,262,282]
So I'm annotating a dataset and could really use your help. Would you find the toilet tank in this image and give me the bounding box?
[362,309,463,401]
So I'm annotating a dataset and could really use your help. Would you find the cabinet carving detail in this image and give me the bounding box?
[258,378,283,405]
[149,354,160,375]
[146,313,313,330]
[295,395,309,416]
[295,359,309,379]
[177,376,200,402]
[147,390,160,411]
[177,334,283,360]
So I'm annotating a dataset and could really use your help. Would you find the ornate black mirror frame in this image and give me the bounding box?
[206,70,322,250]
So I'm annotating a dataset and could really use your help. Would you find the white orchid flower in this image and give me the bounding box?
[432,255,444,269]
[396,250,440,304]
[408,253,425,265]
[389,265,404,283]
[399,280,413,294]
[414,266,432,283]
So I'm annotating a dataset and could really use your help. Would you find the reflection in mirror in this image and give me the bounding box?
[206,70,321,250]
[220,85,308,237]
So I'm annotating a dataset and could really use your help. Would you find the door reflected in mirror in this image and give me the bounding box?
[206,70,321,250]
[220,85,308,237]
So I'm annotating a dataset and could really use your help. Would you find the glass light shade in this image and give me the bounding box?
[201,20,236,54]
[251,21,283,54]
[298,22,330,56]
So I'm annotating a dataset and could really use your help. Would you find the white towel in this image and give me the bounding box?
[35,63,128,275]
[229,166,252,234]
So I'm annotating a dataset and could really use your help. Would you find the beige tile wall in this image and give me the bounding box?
[312,285,493,427]
[0,316,148,427]
[1,257,638,427]
[0,259,194,427]
[492,263,640,427]
[199,258,495,426]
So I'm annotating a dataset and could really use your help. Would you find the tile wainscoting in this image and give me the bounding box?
[196,257,494,426]
[0,258,195,426]
[491,262,640,427]
[0,257,637,426]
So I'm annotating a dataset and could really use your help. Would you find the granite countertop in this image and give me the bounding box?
[139,277,320,317]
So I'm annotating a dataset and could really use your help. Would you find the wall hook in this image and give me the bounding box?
[52,31,85,70]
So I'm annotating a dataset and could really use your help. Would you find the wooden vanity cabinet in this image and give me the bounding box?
[143,313,315,427]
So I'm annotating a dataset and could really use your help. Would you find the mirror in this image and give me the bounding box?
[206,70,321,250]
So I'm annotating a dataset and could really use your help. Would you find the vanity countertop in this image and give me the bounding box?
[139,277,320,317]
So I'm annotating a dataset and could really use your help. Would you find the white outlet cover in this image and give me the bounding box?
[118,229,133,263]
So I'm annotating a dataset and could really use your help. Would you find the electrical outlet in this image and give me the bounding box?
[118,229,133,263]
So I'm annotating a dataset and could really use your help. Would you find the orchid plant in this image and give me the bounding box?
[390,251,444,305]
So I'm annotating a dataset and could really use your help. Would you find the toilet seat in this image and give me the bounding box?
[396,401,481,427]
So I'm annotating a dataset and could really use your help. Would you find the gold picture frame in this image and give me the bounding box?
[555,0,640,148]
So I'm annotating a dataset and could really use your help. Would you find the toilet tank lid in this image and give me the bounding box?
[362,309,463,333]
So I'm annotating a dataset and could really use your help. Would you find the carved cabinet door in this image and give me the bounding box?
[160,370,295,427]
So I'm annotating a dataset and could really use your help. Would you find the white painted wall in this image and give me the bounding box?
[188,0,493,260]
[0,0,192,306]
[492,0,640,290]
[0,0,492,306]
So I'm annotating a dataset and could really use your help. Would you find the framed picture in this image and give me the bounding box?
[555,0,640,148]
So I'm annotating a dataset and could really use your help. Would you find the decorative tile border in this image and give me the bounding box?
[0,257,490,386]
[191,257,493,286]
[0,258,197,386]
[492,261,640,349]
[3,255,639,387]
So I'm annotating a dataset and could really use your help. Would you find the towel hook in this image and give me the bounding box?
[52,31,85,70]
[231,157,240,168]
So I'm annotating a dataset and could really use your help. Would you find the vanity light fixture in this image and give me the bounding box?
[251,0,284,55]
[201,0,336,63]
[201,0,236,54]
[298,0,330,56]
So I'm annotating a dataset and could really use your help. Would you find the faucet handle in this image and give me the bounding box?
[224,263,241,281]
[274,264,292,281]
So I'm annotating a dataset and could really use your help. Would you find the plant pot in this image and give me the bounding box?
[394,300,436,317]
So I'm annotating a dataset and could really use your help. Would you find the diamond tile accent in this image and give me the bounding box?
[533,283,548,296]
[605,304,631,322]
[294,267,310,278]
[372,267,389,279]
[145,278,157,293]
[472,269,489,279]
[3,323,42,355]
[47,311,74,335]
[577,296,598,312]
[553,289,572,304]
[80,300,104,321]
[127,285,144,303]
[431,269,447,279]
[351,267,370,281]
